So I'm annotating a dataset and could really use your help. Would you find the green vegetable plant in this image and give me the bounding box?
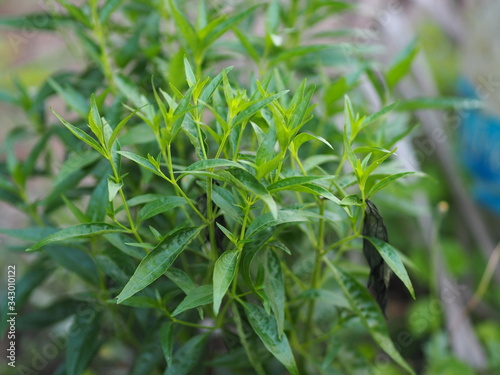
[0,1,472,374]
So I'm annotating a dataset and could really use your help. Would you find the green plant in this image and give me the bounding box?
[0,1,477,374]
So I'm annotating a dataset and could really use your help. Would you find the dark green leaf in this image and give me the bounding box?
[265,250,285,338]
[213,250,240,314]
[66,307,101,375]
[165,333,208,375]
[242,302,299,375]
[27,223,126,252]
[116,227,202,303]
[137,196,187,222]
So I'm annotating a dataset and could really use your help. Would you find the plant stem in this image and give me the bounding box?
[109,156,142,243]
[304,198,325,343]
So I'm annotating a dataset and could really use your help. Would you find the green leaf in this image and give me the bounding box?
[165,333,208,375]
[199,66,233,104]
[0,13,62,31]
[86,174,110,222]
[293,133,334,152]
[368,172,414,198]
[327,263,415,374]
[271,45,330,65]
[172,284,213,316]
[52,110,107,158]
[100,0,124,22]
[364,237,415,299]
[267,175,330,192]
[386,39,419,89]
[232,91,289,126]
[46,246,99,285]
[201,5,261,47]
[265,0,280,35]
[184,57,196,87]
[117,151,164,177]
[66,307,101,375]
[55,151,100,185]
[27,223,126,252]
[395,97,482,111]
[88,93,104,144]
[245,210,311,238]
[211,184,244,224]
[168,0,198,52]
[0,227,58,243]
[213,250,240,314]
[340,194,363,206]
[185,159,242,171]
[48,79,88,117]
[361,101,399,128]
[116,227,202,303]
[265,250,285,338]
[233,27,260,63]
[160,322,174,367]
[242,302,299,375]
[107,107,141,149]
[255,124,277,168]
[59,0,92,28]
[107,177,123,202]
[165,267,196,294]
[137,196,187,222]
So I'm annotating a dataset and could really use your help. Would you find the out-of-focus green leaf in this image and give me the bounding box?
[165,333,209,375]
[66,306,101,375]
[386,40,419,89]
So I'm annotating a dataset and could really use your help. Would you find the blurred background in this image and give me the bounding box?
[1,0,499,374]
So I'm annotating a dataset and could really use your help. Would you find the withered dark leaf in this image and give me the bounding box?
[362,200,391,314]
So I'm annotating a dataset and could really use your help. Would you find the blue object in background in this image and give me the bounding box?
[458,79,500,215]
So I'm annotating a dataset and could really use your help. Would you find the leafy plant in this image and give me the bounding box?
[0,1,475,374]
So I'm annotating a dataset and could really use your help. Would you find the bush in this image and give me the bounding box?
[1,1,466,374]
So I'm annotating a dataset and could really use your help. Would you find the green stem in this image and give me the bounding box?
[304,199,325,342]
[109,157,142,243]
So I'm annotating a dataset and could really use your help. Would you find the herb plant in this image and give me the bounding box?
[0,1,461,374]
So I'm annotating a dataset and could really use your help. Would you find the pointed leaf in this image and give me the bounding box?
[117,151,164,177]
[172,284,213,316]
[213,250,240,314]
[242,302,299,375]
[364,237,415,299]
[232,91,289,126]
[116,227,202,303]
[27,223,126,252]
[265,250,285,338]
[137,196,187,222]
[368,172,414,198]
